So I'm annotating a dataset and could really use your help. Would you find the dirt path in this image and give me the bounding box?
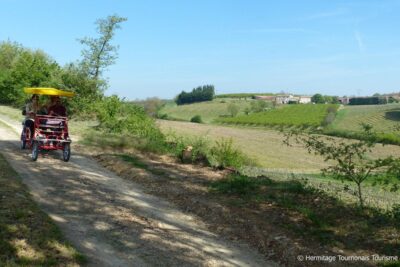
[0,116,278,267]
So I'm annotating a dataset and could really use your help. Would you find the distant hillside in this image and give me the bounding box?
[326,103,400,144]
[158,98,253,123]
[216,93,275,98]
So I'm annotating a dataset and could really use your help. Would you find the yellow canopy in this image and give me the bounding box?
[24,87,75,97]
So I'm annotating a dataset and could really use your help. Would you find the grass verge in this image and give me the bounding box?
[210,174,400,262]
[0,153,85,266]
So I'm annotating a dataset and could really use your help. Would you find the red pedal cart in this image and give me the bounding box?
[20,88,74,161]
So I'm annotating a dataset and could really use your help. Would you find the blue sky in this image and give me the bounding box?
[1,0,399,99]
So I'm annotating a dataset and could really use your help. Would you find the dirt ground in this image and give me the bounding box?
[0,115,278,267]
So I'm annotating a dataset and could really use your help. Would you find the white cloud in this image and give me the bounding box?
[354,30,366,53]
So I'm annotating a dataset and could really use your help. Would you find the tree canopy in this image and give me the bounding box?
[175,85,215,105]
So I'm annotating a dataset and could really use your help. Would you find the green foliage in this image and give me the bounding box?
[166,133,210,163]
[165,133,251,169]
[250,100,269,113]
[175,85,215,105]
[311,94,339,104]
[349,97,388,105]
[0,41,60,106]
[285,125,397,208]
[208,138,250,170]
[219,104,339,127]
[190,114,203,123]
[311,93,325,104]
[79,14,127,80]
[227,103,239,117]
[94,95,166,150]
[133,97,165,117]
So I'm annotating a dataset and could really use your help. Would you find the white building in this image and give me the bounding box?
[299,96,311,104]
[275,95,311,104]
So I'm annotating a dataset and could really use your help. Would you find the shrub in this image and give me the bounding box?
[190,115,203,123]
[208,138,250,170]
[92,95,166,152]
[166,133,210,163]
[227,103,239,117]
[157,113,168,119]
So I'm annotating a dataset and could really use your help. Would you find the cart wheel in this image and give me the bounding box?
[20,128,29,149]
[31,141,39,161]
[63,143,71,162]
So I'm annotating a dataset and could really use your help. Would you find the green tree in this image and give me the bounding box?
[139,97,164,117]
[250,100,268,113]
[0,45,59,106]
[284,124,395,208]
[79,15,127,82]
[311,93,325,104]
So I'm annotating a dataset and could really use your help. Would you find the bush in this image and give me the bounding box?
[208,138,250,170]
[190,115,203,123]
[92,95,166,152]
[157,113,168,119]
[166,133,210,163]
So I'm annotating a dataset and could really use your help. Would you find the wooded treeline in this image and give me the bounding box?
[175,85,215,105]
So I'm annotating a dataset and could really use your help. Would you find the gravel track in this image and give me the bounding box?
[0,116,277,267]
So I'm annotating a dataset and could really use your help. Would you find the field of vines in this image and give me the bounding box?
[324,103,400,145]
[329,103,400,133]
[218,104,339,127]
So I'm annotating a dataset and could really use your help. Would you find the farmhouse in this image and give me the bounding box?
[254,94,312,104]
[338,97,350,105]
[275,95,312,104]
[299,96,312,104]
[275,95,294,104]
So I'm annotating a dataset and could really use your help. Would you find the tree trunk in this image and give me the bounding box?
[357,182,364,208]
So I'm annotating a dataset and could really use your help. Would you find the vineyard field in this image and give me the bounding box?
[218,104,339,127]
[329,103,400,133]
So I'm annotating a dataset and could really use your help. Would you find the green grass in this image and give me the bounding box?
[0,154,85,266]
[158,120,400,173]
[159,98,254,123]
[211,173,400,257]
[242,168,400,210]
[218,104,339,127]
